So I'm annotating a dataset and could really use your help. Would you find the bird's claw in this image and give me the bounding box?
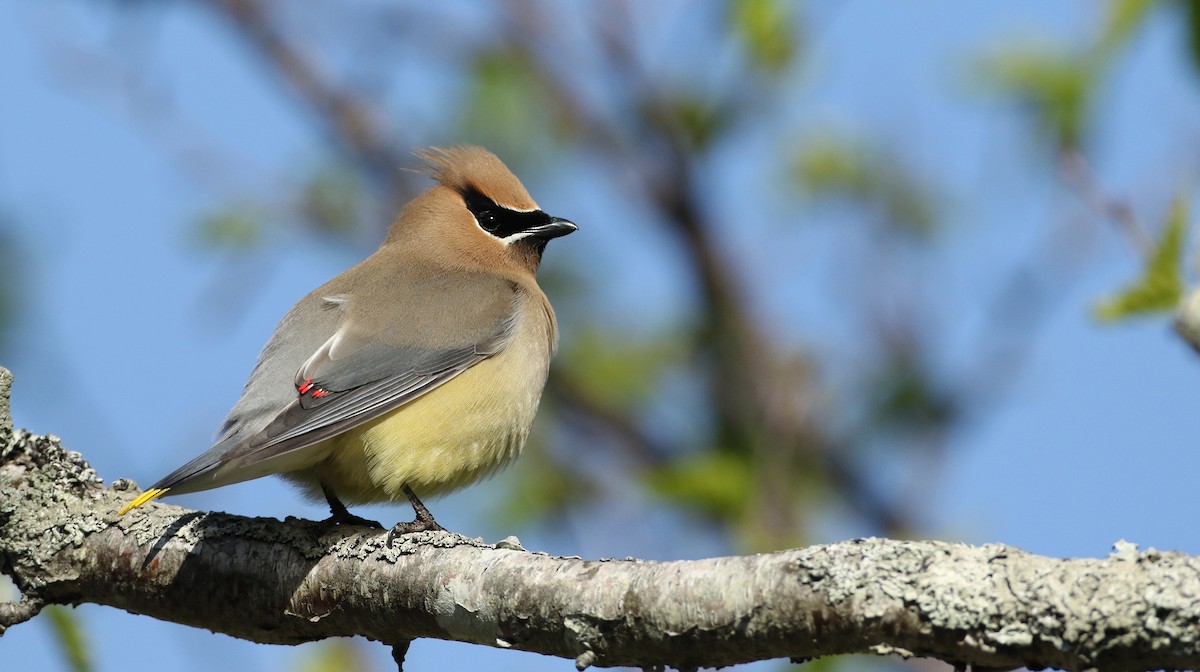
[321,511,384,529]
[385,513,444,545]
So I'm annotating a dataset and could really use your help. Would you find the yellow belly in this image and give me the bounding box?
[285,336,549,504]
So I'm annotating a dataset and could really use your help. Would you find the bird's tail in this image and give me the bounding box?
[117,488,170,515]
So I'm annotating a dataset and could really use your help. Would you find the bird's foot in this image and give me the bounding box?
[320,481,384,528]
[321,510,384,529]
[385,515,444,544]
[386,484,445,544]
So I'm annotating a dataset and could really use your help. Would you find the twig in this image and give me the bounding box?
[1059,150,1152,256]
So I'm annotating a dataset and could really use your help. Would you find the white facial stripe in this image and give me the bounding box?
[472,214,544,245]
[473,221,534,246]
[500,230,537,245]
[474,218,504,242]
[497,203,539,213]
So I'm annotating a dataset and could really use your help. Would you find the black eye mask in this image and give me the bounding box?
[462,188,552,239]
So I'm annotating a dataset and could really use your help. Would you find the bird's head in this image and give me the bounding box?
[387,146,577,275]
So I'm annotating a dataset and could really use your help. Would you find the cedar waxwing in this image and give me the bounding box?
[119,146,576,537]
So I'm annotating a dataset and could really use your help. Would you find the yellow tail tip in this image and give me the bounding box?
[118,488,169,515]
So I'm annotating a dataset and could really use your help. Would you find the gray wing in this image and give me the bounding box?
[252,324,512,451]
[152,273,519,496]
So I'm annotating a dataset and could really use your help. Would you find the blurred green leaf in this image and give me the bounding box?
[792,136,939,237]
[43,605,91,672]
[496,452,595,527]
[194,204,263,250]
[647,450,753,518]
[295,639,368,672]
[729,0,798,73]
[1100,0,1159,55]
[302,166,362,236]
[463,49,556,153]
[975,47,1094,151]
[868,347,956,433]
[642,93,732,151]
[792,654,842,672]
[560,326,687,410]
[1095,194,1188,321]
[795,138,871,194]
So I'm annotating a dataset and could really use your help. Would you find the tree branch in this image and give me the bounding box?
[1,367,1198,671]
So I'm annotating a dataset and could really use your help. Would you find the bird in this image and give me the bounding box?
[119,145,576,538]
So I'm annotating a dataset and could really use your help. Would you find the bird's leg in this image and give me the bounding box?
[320,481,383,528]
[387,484,444,543]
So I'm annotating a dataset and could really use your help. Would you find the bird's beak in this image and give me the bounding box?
[524,216,578,240]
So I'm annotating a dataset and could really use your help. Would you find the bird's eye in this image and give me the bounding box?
[463,189,504,234]
[476,209,499,232]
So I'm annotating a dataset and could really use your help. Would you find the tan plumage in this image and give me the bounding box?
[119,146,576,535]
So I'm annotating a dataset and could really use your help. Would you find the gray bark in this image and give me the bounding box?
[1,367,1198,671]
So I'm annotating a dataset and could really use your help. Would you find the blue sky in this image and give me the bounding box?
[4,2,1200,671]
